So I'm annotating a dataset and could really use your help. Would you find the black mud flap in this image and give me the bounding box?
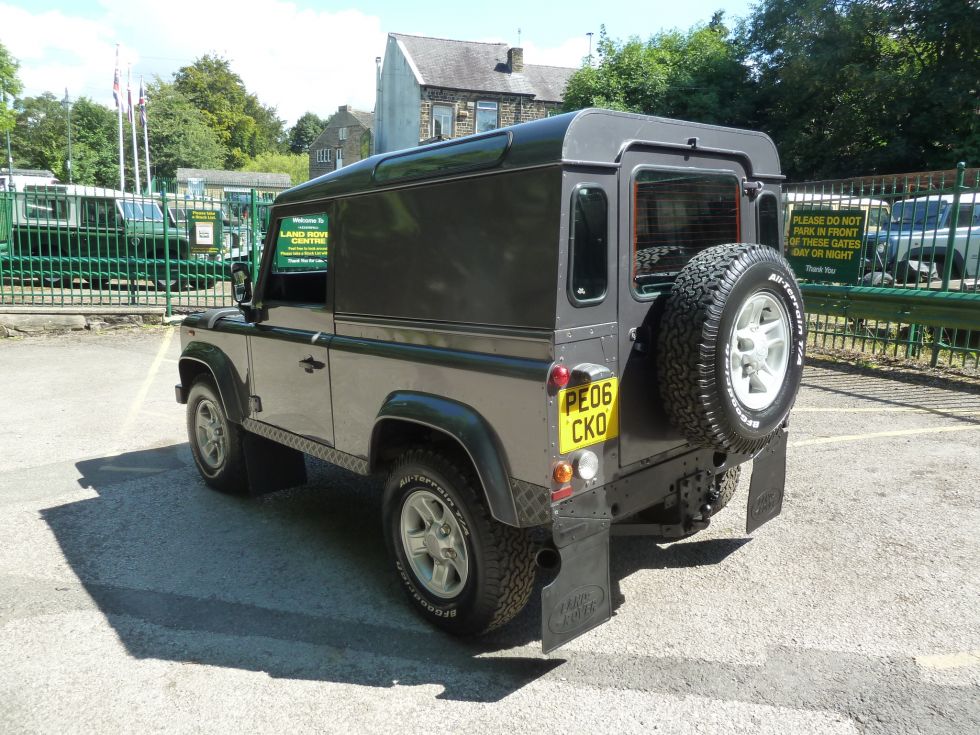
[242,431,307,497]
[746,427,788,533]
[541,518,612,654]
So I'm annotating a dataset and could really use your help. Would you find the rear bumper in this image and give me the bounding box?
[540,429,788,653]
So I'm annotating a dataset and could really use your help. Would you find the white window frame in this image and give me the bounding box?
[338,126,348,141]
[475,100,499,133]
[432,104,453,138]
[315,148,332,164]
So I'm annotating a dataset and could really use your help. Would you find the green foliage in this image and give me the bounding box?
[0,42,23,135]
[742,0,980,177]
[288,112,327,154]
[173,55,285,168]
[145,79,226,180]
[240,151,309,186]
[562,20,754,126]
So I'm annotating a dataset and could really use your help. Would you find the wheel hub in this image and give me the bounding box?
[400,489,469,599]
[728,290,791,411]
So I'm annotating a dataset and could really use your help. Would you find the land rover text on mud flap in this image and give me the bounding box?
[176,109,805,653]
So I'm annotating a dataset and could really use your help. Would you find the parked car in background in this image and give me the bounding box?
[4,184,213,289]
[866,192,980,283]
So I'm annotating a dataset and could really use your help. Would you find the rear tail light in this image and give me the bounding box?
[549,364,570,389]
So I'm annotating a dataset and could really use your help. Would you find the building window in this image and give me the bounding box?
[338,127,348,141]
[432,104,453,138]
[315,148,332,164]
[475,100,498,133]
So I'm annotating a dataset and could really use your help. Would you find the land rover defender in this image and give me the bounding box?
[175,109,805,652]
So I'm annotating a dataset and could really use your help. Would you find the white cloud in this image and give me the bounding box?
[2,0,386,124]
[522,36,590,69]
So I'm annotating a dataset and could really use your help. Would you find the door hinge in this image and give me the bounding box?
[249,395,263,413]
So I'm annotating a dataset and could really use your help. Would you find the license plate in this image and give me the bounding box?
[558,377,619,453]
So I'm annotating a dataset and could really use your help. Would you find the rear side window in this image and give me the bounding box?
[633,171,740,294]
[569,185,608,304]
[757,192,780,249]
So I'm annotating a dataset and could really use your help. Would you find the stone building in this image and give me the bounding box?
[308,105,375,180]
[376,33,576,154]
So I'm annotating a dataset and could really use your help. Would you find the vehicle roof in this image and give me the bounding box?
[277,108,783,206]
[784,192,889,206]
[899,192,980,204]
[21,183,159,202]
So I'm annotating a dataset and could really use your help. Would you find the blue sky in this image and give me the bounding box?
[2,0,757,125]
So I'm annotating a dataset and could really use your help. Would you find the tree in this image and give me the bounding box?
[173,55,285,168]
[145,79,226,181]
[240,151,309,186]
[288,112,327,154]
[741,0,980,178]
[562,20,755,127]
[0,41,22,135]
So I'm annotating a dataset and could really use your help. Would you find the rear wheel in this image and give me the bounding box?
[382,449,535,635]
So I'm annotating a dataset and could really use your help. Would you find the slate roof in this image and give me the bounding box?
[176,168,292,189]
[347,109,375,130]
[390,33,576,102]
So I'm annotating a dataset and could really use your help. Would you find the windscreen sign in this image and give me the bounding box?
[274,214,329,271]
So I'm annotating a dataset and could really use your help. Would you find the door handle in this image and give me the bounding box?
[298,356,325,372]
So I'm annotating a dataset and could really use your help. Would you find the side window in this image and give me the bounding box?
[81,199,119,229]
[632,170,739,294]
[25,195,69,222]
[757,192,780,249]
[568,185,608,305]
[264,212,330,305]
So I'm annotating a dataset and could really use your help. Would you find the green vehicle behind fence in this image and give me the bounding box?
[2,185,228,290]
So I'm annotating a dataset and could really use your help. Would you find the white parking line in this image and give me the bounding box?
[915,650,980,670]
[791,423,980,447]
[794,407,980,415]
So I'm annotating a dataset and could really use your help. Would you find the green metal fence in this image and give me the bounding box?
[785,163,980,371]
[0,185,264,315]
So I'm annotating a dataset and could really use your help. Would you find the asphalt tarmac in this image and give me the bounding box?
[1,327,977,734]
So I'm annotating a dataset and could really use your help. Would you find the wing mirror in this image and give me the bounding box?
[230,261,253,305]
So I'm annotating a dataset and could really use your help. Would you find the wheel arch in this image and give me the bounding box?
[178,341,248,424]
[370,392,519,527]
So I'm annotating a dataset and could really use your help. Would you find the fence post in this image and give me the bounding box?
[162,189,171,317]
[930,162,966,366]
[249,189,259,268]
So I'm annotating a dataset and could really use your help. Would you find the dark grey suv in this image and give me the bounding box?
[175,109,805,652]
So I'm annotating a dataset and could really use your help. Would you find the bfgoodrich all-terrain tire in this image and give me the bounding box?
[657,243,805,455]
[382,449,535,636]
[186,377,248,495]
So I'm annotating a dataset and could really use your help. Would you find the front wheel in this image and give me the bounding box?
[186,377,248,495]
[382,450,535,635]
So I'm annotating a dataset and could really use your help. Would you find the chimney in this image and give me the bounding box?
[507,47,524,73]
[338,104,351,112]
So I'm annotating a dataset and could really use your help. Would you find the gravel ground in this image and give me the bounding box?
[0,327,977,734]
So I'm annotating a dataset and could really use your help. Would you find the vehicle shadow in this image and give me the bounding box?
[45,445,749,702]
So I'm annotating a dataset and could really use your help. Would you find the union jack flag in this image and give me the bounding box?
[138,77,147,127]
[127,77,134,124]
[112,63,121,109]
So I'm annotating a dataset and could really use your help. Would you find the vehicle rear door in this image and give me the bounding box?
[615,148,749,467]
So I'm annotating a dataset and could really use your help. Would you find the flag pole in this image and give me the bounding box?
[140,77,151,194]
[127,65,140,194]
[113,45,125,191]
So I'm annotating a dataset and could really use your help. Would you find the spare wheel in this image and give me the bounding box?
[657,243,806,455]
